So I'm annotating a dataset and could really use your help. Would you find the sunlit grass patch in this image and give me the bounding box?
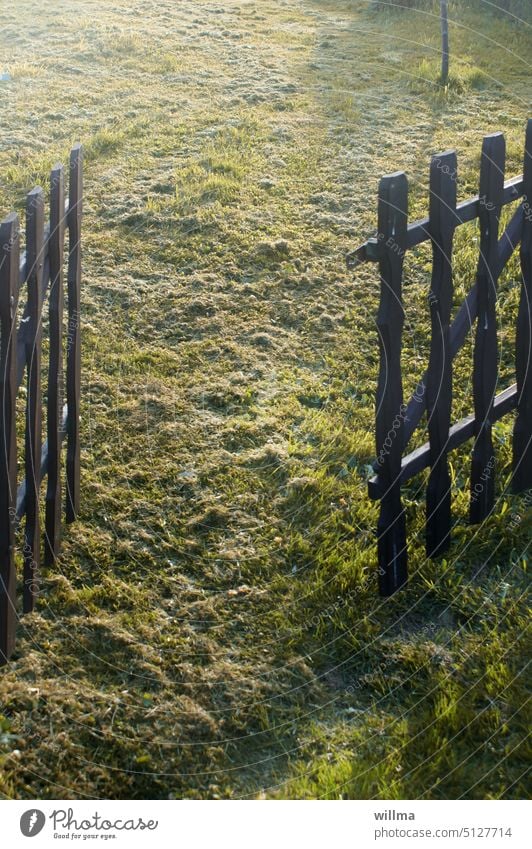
[412,57,489,94]
[6,61,47,80]
[328,91,360,123]
[101,32,145,56]
[85,127,128,162]
[168,123,262,214]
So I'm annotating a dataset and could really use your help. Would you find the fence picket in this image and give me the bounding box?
[0,216,19,663]
[23,188,45,613]
[426,151,457,556]
[470,133,506,524]
[375,172,408,595]
[45,165,65,565]
[513,119,532,492]
[66,145,82,524]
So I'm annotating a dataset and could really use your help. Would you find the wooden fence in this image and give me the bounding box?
[0,145,82,663]
[347,121,532,596]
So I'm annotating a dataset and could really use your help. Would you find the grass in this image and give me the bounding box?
[0,0,530,800]
[413,57,489,93]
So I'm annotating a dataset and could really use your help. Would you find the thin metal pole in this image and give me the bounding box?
[440,0,449,85]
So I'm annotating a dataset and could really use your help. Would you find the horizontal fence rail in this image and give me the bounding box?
[348,121,532,596]
[0,145,82,664]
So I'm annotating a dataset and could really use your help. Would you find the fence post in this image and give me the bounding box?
[426,151,457,556]
[0,215,19,663]
[513,119,532,493]
[375,172,408,596]
[470,133,505,524]
[66,144,82,523]
[45,165,65,565]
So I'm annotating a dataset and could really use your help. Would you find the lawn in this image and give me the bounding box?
[0,0,530,799]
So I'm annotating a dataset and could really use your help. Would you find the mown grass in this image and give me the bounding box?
[0,0,530,800]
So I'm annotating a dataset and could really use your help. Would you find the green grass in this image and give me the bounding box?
[0,0,530,800]
[413,57,489,93]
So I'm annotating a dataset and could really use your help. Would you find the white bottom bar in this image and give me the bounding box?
[1,799,529,849]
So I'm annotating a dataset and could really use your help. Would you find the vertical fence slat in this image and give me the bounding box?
[66,144,82,524]
[426,151,457,557]
[23,188,45,613]
[0,215,19,663]
[470,133,505,524]
[375,172,408,596]
[513,119,532,493]
[45,165,65,565]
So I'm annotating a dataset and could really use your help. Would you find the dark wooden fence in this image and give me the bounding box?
[0,145,82,663]
[347,121,531,596]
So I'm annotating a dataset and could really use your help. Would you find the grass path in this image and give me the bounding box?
[0,0,530,799]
